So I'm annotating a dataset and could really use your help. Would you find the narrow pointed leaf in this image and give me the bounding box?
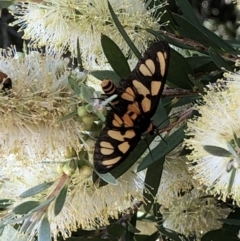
[218,218,240,226]
[13,201,40,215]
[68,76,81,94]
[127,220,140,234]
[107,224,126,238]
[167,48,194,89]
[101,34,131,78]
[80,84,94,104]
[158,226,188,241]
[228,167,236,194]
[209,47,233,71]
[107,0,141,58]
[175,0,201,27]
[143,158,164,212]
[38,215,51,241]
[0,199,13,208]
[138,125,185,171]
[0,1,14,9]
[19,181,54,198]
[202,229,239,241]
[54,185,68,216]
[95,172,118,185]
[203,145,232,157]
[28,197,55,214]
[175,0,238,55]
[77,38,84,72]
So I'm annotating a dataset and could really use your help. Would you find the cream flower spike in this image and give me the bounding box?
[11,0,167,65]
[185,74,240,205]
[160,189,230,240]
[0,48,82,164]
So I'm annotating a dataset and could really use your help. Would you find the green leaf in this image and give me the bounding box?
[76,38,84,72]
[101,34,131,78]
[188,74,205,94]
[0,199,13,208]
[201,27,238,56]
[228,167,236,194]
[152,102,169,128]
[90,70,121,84]
[28,197,55,214]
[85,103,94,112]
[218,218,240,226]
[54,185,68,216]
[186,56,212,70]
[38,215,51,241]
[95,172,118,185]
[172,9,237,55]
[125,213,138,240]
[107,223,126,238]
[143,157,164,213]
[68,76,81,94]
[203,145,232,157]
[135,231,160,241]
[138,125,185,171]
[167,48,194,89]
[13,201,40,215]
[0,1,14,9]
[19,181,54,198]
[208,47,233,71]
[80,84,94,104]
[201,229,239,241]
[127,222,141,234]
[59,112,77,122]
[153,202,162,223]
[158,226,188,241]
[175,0,201,27]
[107,1,141,59]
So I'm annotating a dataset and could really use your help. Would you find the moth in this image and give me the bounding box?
[94,41,170,173]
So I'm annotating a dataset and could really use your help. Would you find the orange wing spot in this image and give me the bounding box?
[132,80,150,97]
[145,59,155,75]
[128,103,140,115]
[151,81,161,96]
[157,51,166,77]
[122,113,134,126]
[121,87,135,101]
[112,114,123,127]
[141,97,151,113]
[100,141,114,149]
[100,147,114,155]
[107,129,135,141]
[102,156,121,166]
[128,111,138,121]
[139,63,152,76]
[100,141,114,155]
[118,142,130,154]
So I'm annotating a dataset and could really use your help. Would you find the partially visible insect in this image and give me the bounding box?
[94,41,170,173]
[101,79,119,105]
[0,71,12,92]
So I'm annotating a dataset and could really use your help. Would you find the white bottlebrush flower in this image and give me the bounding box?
[0,47,83,163]
[157,154,193,208]
[160,189,230,239]
[184,70,240,205]
[11,0,167,65]
[1,161,145,241]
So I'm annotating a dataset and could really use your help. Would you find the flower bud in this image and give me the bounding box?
[77,106,88,118]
